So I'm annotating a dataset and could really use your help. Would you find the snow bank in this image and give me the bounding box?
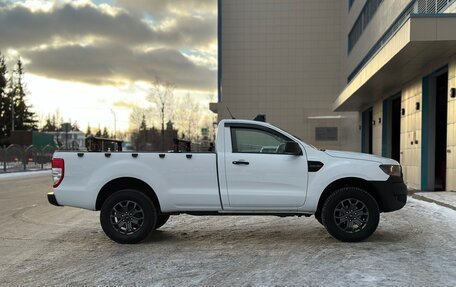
[0,170,51,180]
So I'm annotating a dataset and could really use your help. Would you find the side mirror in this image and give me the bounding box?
[284,141,302,156]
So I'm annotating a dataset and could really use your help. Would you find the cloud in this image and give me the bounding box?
[0,1,217,91]
[23,44,216,90]
[112,100,138,109]
[0,2,216,49]
[0,3,150,49]
[115,0,216,18]
[152,14,216,47]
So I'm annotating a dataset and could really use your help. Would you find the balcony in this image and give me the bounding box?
[334,14,456,111]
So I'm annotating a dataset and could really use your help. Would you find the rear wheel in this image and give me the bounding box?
[155,214,170,229]
[322,187,379,242]
[100,189,157,244]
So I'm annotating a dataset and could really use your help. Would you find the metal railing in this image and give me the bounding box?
[348,0,456,83]
[0,145,57,173]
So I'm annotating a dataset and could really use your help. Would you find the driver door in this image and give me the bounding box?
[224,125,308,210]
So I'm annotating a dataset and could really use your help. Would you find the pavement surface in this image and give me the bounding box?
[1,174,456,287]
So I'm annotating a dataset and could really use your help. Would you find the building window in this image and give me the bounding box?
[349,0,355,10]
[315,127,338,142]
[348,0,384,53]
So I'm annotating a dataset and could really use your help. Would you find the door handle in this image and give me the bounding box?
[233,160,249,165]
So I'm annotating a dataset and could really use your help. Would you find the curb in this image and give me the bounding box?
[411,193,456,212]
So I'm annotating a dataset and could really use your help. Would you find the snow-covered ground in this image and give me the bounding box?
[0,175,455,287]
[413,192,456,211]
[0,170,51,179]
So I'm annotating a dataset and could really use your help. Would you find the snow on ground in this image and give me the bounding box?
[0,170,51,180]
[1,176,455,287]
[413,192,456,211]
[411,197,456,219]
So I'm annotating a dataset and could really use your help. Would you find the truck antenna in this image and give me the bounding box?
[226,106,236,119]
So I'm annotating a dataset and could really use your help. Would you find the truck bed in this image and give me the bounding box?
[54,152,221,212]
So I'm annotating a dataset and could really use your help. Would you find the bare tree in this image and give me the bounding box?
[128,106,152,131]
[206,93,218,141]
[175,93,201,141]
[147,77,175,150]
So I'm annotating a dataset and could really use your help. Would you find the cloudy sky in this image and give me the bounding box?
[0,0,217,131]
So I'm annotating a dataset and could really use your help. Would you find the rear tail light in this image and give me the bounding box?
[52,158,65,188]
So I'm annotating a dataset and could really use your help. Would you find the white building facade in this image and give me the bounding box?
[213,0,360,152]
[334,0,456,191]
[214,0,456,191]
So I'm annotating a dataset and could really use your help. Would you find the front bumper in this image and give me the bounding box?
[47,192,61,206]
[371,176,408,212]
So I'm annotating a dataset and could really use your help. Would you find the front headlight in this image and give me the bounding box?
[380,165,402,177]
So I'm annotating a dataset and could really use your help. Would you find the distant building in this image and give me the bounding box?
[8,131,55,147]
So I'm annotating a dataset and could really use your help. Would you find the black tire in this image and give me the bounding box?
[100,189,157,244]
[155,214,170,229]
[322,187,379,242]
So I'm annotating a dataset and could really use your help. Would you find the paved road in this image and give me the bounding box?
[1,174,456,287]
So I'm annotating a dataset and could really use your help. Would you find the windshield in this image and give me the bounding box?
[272,124,319,150]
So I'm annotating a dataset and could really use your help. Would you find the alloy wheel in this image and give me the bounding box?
[333,198,369,233]
[110,200,145,235]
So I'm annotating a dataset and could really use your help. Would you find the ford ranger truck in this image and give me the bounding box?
[48,119,407,243]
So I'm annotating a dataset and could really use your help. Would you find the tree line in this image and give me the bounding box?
[86,124,114,139]
[40,111,115,139]
[128,77,217,146]
[0,52,37,144]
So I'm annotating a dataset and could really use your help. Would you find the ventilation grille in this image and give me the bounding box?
[417,0,452,13]
[418,0,427,12]
[437,0,448,11]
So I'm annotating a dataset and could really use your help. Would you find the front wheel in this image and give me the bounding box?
[100,189,157,244]
[322,187,379,242]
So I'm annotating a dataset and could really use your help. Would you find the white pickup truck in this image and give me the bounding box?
[48,119,407,243]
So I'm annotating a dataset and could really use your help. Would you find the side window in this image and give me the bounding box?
[231,127,290,154]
